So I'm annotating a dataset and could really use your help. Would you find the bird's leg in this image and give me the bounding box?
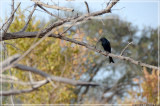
[106,51,109,56]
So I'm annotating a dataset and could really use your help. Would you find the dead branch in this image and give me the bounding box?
[1,80,47,96]
[1,64,99,96]
[1,32,158,70]
[84,1,90,14]
[1,0,120,72]
[14,64,99,86]
[1,0,119,40]
[0,3,21,31]
[1,79,46,86]
[120,42,133,56]
[3,0,15,36]
[31,0,74,12]
[0,54,21,70]
[37,4,63,20]
[19,4,37,32]
[0,74,18,80]
[4,42,23,52]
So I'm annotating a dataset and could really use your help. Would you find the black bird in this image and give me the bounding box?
[99,37,114,63]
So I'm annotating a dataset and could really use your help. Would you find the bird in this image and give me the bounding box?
[99,37,114,63]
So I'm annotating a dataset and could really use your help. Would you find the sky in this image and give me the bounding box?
[0,0,159,30]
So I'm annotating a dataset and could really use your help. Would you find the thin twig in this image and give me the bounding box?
[0,3,21,31]
[60,20,77,35]
[1,79,46,86]
[95,32,103,49]
[1,53,21,71]
[0,74,18,80]
[4,42,23,52]
[120,42,133,56]
[31,0,74,12]
[37,4,63,20]
[3,0,15,38]
[84,1,90,14]
[19,4,37,32]
[1,80,48,96]
[106,0,112,7]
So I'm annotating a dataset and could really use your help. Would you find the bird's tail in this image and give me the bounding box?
[109,56,114,63]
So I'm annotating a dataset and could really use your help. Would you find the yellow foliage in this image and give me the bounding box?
[119,67,159,104]
[4,7,94,104]
[141,67,159,104]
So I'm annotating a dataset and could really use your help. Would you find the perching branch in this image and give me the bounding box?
[1,0,120,72]
[1,32,159,70]
[53,34,159,70]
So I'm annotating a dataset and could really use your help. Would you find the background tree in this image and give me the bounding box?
[1,0,159,105]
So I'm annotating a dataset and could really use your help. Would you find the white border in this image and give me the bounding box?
[0,0,159,2]
[1,0,2,105]
[1,0,159,105]
[158,0,160,104]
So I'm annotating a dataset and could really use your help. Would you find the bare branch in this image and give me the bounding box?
[14,64,98,86]
[1,54,21,71]
[0,3,21,32]
[1,0,119,72]
[84,1,90,14]
[1,0,119,41]
[1,77,97,96]
[37,4,63,20]
[120,42,133,56]
[3,0,15,35]
[19,4,37,32]
[106,0,112,7]
[0,64,99,96]
[31,0,74,12]
[1,80,47,96]
[4,42,23,52]
[60,20,77,35]
[2,30,54,72]
[1,31,159,70]
[1,79,46,86]
[0,74,18,80]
